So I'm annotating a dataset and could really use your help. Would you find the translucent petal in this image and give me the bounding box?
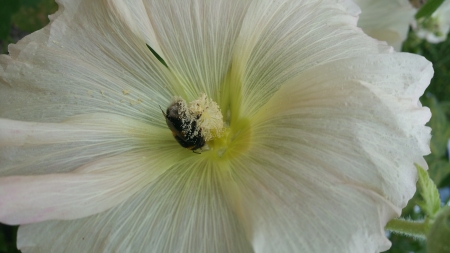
[252,53,432,207]
[353,0,416,50]
[228,0,391,120]
[107,0,164,58]
[227,157,397,252]
[144,0,252,100]
[0,113,173,176]
[0,0,178,124]
[226,53,432,252]
[0,151,170,225]
[17,160,252,253]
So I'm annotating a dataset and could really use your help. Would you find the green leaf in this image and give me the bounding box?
[415,0,445,19]
[416,164,441,218]
[146,44,168,68]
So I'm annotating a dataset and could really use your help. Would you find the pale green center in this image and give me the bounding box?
[183,93,252,159]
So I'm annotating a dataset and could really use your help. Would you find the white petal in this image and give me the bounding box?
[0,113,173,176]
[413,0,450,43]
[107,0,165,59]
[0,118,83,148]
[0,151,171,225]
[253,53,432,207]
[353,0,416,50]
[0,0,177,124]
[227,157,398,252]
[229,0,391,120]
[17,160,252,253]
[227,53,432,252]
[145,0,252,100]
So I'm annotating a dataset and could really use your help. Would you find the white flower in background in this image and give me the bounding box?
[413,0,450,43]
[353,0,417,51]
[0,0,432,252]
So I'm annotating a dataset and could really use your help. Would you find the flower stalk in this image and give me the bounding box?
[385,218,430,239]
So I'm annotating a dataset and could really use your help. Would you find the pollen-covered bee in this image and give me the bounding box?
[161,100,205,152]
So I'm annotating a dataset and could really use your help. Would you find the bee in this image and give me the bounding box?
[161,100,205,153]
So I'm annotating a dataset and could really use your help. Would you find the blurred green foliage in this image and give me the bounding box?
[415,0,445,19]
[389,234,427,253]
[0,0,20,39]
[0,0,449,253]
[0,0,57,54]
[11,0,58,32]
[0,226,18,253]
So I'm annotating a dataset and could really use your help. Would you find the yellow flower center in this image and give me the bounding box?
[206,118,251,160]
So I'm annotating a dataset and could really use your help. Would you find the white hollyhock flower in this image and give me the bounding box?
[413,0,450,43]
[0,0,432,252]
[353,0,417,51]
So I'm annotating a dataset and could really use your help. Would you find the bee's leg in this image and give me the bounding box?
[192,148,202,154]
